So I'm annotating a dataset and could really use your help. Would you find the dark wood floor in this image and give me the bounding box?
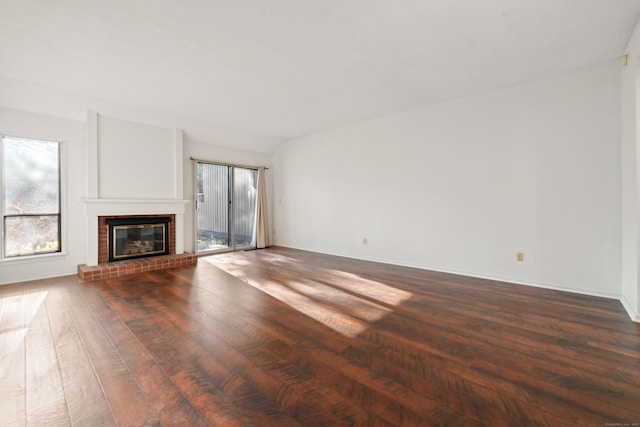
[1,247,639,426]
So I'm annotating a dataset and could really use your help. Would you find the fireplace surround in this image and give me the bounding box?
[78,120,193,280]
[78,212,196,282]
[78,198,193,281]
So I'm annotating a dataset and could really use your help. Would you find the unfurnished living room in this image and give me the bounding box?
[1,1,640,426]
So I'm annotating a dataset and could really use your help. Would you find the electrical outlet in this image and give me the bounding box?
[516,252,524,262]
[363,237,368,245]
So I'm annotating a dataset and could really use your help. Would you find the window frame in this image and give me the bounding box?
[1,134,64,260]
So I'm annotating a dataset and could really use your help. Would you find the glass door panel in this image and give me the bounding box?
[196,163,231,252]
[233,167,258,248]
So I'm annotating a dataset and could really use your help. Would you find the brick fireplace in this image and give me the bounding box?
[78,198,194,282]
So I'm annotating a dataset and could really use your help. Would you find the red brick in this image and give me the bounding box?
[78,252,194,282]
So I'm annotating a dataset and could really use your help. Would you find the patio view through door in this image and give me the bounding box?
[195,162,258,253]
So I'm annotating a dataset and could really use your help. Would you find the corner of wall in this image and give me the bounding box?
[621,17,640,320]
[620,293,640,322]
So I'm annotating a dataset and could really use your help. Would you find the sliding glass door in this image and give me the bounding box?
[195,162,258,253]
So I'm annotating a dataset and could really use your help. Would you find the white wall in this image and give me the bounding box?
[273,60,622,297]
[0,108,86,285]
[621,22,640,321]
[98,115,176,199]
[182,140,273,253]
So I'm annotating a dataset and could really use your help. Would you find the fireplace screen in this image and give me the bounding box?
[106,217,170,262]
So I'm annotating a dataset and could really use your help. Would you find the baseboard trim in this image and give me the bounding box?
[619,294,639,322]
[274,244,626,304]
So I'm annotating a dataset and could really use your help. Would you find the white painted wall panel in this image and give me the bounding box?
[273,61,622,297]
[621,21,640,320]
[98,115,175,199]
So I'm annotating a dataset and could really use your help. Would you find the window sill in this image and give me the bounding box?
[0,252,68,265]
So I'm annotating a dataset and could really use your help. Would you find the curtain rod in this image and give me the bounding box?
[190,156,269,170]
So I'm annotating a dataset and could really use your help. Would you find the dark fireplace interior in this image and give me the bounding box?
[106,216,170,262]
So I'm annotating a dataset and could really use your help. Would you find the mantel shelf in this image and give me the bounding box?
[79,198,189,216]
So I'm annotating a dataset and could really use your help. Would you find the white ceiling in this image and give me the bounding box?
[1,0,639,153]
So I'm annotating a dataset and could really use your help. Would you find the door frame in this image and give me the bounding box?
[193,160,258,255]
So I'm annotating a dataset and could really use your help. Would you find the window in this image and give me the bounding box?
[1,135,61,258]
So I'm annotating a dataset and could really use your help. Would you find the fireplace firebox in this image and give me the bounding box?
[106,217,170,262]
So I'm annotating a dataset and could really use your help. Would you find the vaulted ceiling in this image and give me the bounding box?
[1,0,639,152]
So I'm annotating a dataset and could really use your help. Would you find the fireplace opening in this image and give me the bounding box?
[106,217,170,262]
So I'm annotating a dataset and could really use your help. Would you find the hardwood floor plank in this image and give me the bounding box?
[206,247,640,426]
[197,257,565,426]
[24,285,70,427]
[172,264,532,425]
[2,246,640,426]
[80,281,211,427]
[188,260,616,424]
[0,284,26,427]
[162,267,493,425]
[116,279,354,426]
[367,305,640,400]
[123,314,266,427]
[104,273,295,426]
[45,283,116,427]
[62,283,157,427]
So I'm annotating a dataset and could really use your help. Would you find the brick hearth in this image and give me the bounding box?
[78,253,197,282]
[78,213,195,282]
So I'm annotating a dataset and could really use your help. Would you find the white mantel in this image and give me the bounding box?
[81,198,189,216]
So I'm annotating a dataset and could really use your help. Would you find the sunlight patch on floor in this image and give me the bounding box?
[261,279,371,337]
[203,253,414,338]
[0,290,48,367]
[324,269,413,306]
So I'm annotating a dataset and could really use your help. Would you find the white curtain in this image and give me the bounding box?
[255,166,271,249]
